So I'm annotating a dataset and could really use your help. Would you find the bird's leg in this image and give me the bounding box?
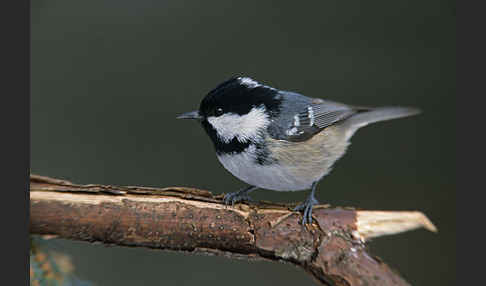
[223,186,258,206]
[293,181,319,225]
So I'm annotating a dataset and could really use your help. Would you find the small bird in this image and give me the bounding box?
[178,77,420,224]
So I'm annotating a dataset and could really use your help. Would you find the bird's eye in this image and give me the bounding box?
[215,108,224,116]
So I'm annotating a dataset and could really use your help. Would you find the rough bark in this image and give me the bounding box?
[29,174,436,286]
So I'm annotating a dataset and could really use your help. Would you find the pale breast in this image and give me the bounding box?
[216,126,350,191]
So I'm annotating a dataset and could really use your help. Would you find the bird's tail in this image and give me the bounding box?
[341,106,421,140]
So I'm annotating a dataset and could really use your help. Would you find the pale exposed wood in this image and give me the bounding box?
[355,210,437,240]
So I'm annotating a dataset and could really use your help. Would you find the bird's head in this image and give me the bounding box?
[177,77,282,153]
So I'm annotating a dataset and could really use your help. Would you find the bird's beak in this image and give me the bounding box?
[177,110,203,120]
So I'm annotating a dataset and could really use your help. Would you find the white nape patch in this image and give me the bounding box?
[207,106,269,143]
[237,77,261,88]
[308,106,315,126]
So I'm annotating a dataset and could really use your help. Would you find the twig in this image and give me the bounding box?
[29,174,436,286]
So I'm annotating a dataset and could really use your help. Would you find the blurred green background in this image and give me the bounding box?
[31,0,455,285]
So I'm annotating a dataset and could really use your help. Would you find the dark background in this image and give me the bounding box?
[31,0,455,285]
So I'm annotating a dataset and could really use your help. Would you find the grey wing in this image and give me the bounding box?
[276,99,362,142]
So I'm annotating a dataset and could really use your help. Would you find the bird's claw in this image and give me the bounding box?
[293,196,318,225]
[223,192,253,206]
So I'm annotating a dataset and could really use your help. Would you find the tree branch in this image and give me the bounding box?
[29,174,436,286]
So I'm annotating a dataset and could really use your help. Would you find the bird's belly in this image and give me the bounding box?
[216,127,349,191]
[217,152,315,191]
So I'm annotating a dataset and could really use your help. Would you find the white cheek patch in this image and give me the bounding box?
[207,106,270,143]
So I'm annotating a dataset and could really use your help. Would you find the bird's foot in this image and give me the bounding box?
[293,196,319,225]
[223,189,254,206]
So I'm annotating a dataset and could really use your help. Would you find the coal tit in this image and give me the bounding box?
[178,77,420,224]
